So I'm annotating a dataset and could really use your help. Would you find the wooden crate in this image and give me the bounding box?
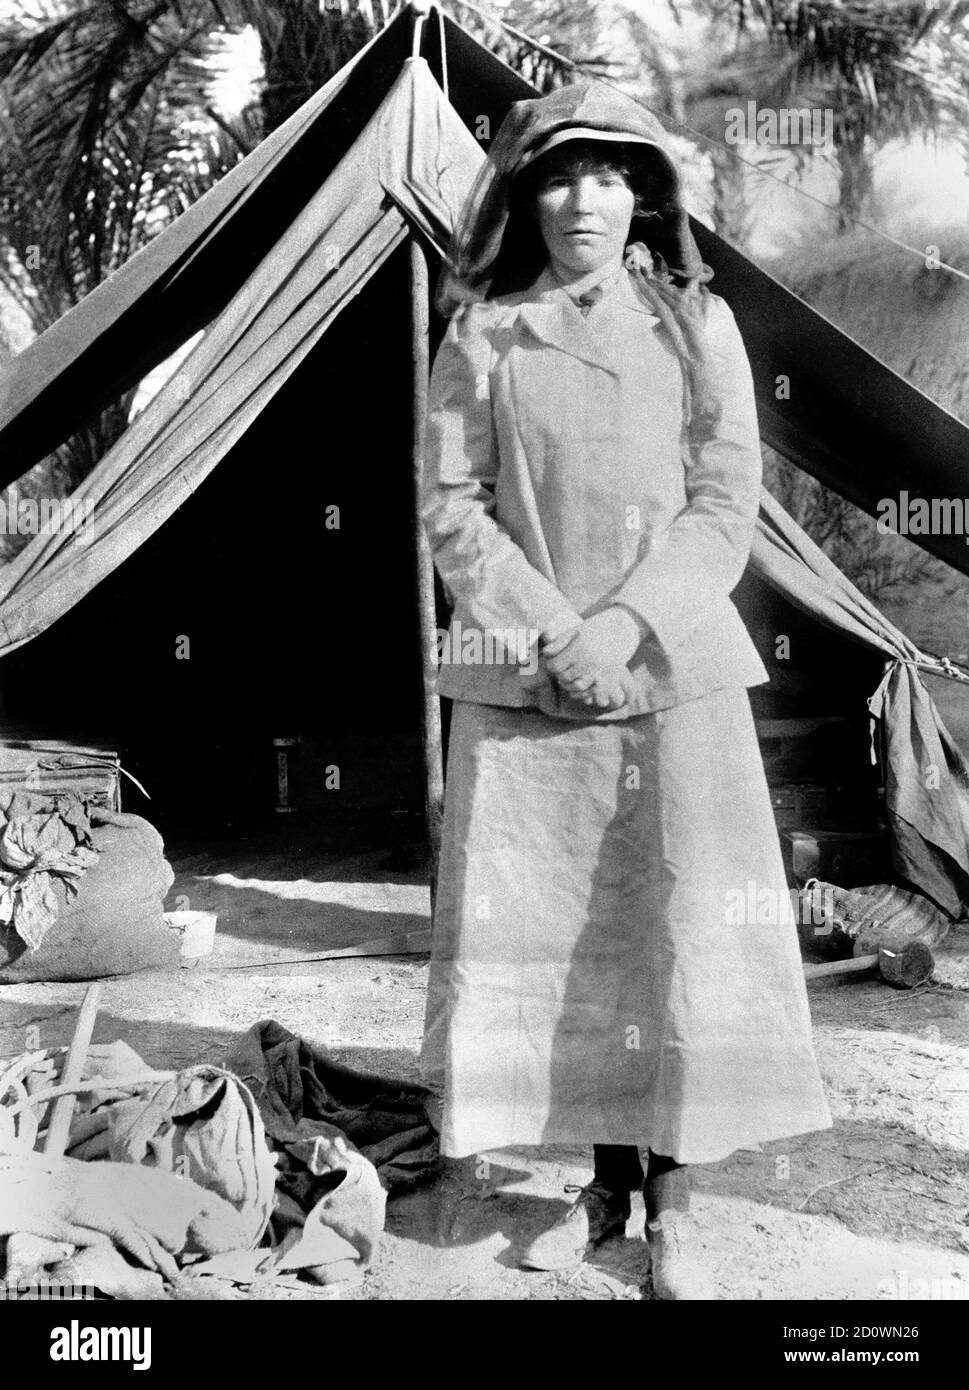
[0,730,121,809]
[756,714,882,832]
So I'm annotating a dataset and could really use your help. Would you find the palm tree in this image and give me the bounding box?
[687,0,969,229]
[677,2,969,604]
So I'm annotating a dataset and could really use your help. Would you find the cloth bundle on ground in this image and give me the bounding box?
[219,1020,440,1280]
[0,790,98,950]
[2,1026,438,1295]
[797,879,952,958]
[0,792,177,982]
[66,1060,278,1251]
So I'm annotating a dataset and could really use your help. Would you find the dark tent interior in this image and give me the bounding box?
[0,246,432,835]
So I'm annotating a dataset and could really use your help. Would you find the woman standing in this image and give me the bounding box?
[419,81,831,1299]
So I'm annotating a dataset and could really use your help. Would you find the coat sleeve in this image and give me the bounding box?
[613,294,762,653]
[422,303,584,645]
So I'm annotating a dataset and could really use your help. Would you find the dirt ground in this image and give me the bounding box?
[2,815,968,1302]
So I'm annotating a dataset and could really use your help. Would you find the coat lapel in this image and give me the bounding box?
[514,299,623,374]
[511,267,659,374]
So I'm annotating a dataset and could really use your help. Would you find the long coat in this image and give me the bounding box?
[419,265,832,1161]
[421,264,770,716]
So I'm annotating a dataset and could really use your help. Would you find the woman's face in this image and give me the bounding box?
[533,150,636,280]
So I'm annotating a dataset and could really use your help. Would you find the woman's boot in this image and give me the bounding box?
[644,1153,714,1300]
[518,1145,641,1271]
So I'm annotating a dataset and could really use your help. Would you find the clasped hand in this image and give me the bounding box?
[538,607,646,711]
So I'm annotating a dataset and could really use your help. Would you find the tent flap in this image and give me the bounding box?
[377,57,483,253]
[752,491,969,916]
[868,661,969,916]
[0,58,484,654]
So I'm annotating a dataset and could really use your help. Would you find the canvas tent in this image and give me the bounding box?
[0,2,968,915]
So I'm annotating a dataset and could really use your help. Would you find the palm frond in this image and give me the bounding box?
[707,0,969,142]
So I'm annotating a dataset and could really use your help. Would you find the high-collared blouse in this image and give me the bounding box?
[421,263,769,719]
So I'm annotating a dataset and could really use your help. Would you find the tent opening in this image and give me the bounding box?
[0,245,429,837]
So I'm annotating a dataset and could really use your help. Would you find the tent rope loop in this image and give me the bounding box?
[411,5,426,58]
[893,654,969,684]
[411,2,447,96]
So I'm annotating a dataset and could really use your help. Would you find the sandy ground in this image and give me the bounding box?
[2,819,968,1302]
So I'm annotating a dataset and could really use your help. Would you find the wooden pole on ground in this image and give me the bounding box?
[410,233,445,912]
[43,981,100,1157]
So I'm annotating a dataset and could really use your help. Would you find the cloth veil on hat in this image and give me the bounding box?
[438,80,721,433]
[442,80,709,301]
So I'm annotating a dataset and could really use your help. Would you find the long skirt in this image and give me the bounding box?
[420,688,833,1164]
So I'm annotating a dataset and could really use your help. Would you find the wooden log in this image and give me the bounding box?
[878,941,935,988]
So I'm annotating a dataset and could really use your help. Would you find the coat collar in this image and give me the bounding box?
[506,265,660,374]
